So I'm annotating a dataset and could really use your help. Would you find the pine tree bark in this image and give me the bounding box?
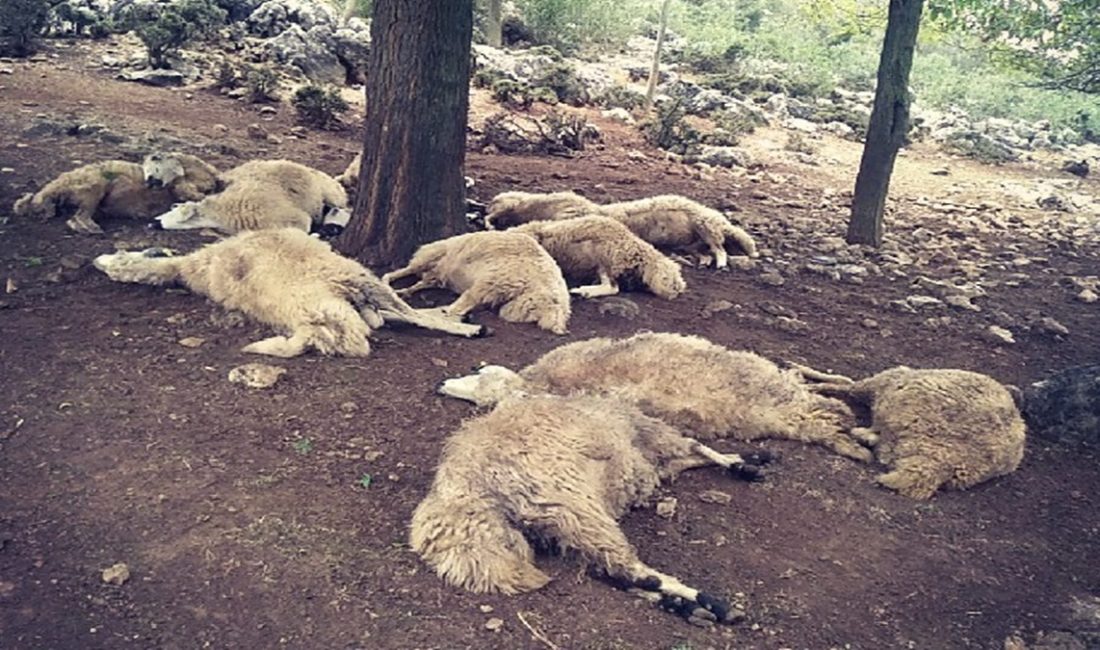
[847,0,924,246]
[486,0,502,47]
[644,0,672,111]
[337,0,474,266]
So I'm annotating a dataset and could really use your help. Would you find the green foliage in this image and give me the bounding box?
[929,0,1100,95]
[215,60,239,89]
[641,95,701,156]
[292,438,313,455]
[0,0,49,56]
[491,78,535,109]
[597,85,646,111]
[513,0,643,53]
[530,60,588,106]
[128,0,226,68]
[701,108,763,146]
[357,473,373,489]
[292,84,349,129]
[245,65,279,102]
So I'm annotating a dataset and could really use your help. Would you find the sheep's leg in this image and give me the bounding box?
[377,307,484,338]
[710,244,729,269]
[541,504,740,625]
[570,271,619,299]
[241,332,313,358]
[394,278,435,297]
[438,289,485,320]
[381,265,417,286]
[66,203,105,235]
[663,442,775,482]
[849,426,879,447]
[360,306,384,330]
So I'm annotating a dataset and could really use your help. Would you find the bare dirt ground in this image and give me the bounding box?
[1,40,1099,650]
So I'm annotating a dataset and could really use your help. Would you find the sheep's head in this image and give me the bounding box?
[143,152,186,189]
[644,257,686,300]
[484,192,535,230]
[93,248,176,283]
[155,202,221,231]
[436,365,526,406]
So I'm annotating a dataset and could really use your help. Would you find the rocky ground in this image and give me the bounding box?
[1,36,1099,650]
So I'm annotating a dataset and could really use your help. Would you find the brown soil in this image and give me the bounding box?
[1,40,1098,650]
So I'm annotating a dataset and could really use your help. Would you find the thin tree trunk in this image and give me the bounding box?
[644,0,672,111]
[337,0,474,267]
[847,0,924,247]
[486,0,502,47]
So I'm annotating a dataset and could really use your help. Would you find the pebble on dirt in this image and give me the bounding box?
[485,617,504,632]
[655,496,678,518]
[101,563,130,585]
[228,363,286,389]
[178,336,206,348]
[986,325,1016,345]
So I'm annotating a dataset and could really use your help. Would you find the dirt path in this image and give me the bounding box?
[1,41,1098,650]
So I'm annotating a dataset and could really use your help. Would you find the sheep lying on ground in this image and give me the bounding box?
[155,159,349,234]
[485,191,759,268]
[803,366,1027,499]
[438,332,870,461]
[383,231,571,334]
[512,216,686,299]
[13,153,219,234]
[411,393,771,624]
[93,228,484,358]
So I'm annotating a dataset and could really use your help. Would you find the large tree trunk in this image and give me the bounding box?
[847,0,924,247]
[337,0,474,266]
[485,0,502,47]
[644,0,672,111]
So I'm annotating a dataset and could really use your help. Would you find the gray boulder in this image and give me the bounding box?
[1023,365,1100,447]
[248,0,336,37]
[264,24,345,85]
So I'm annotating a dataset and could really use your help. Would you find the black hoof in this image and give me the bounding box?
[146,220,164,231]
[744,450,778,465]
[727,463,764,482]
[474,325,491,338]
[695,591,730,621]
[634,575,662,591]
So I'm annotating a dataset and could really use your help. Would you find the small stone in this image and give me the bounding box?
[1060,160,1089,178]
[430,357,448,368]
[0,167,13,174]
[178,336,205,348]
[101,563,130,585]
[760,301,796,318]
[861,318,878,329]
[774,316,810,333]
[727,256,756,271]
[1077,289,1098,303]
[985,325,1016,345]
[5,278,16,294]
[596,296,640,320]
[655,496,678,518]
[930,167,950,176]
[228,363,286,389]
[701,299,734,318]
[485,617,504,632]
[944,294,980,311]
[698,490,732,505]
[758,272,785,287]
[214,124,229,133]
[1037,317,1069,337]
[59,254,85,270]
[259,105,278,115]
[246,123,266,139]
[479,605,494,613]
[906,295,943,310]
[339,401,359,414]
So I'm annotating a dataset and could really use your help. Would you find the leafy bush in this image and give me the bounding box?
[530,60,588,106]
[597,85,646,111]
[127,0,226,68]
[491,79,534,110]
[292,84,349,129]
[215,60,240,89]
[0,0,49,56]
[640,95,701,156]
[701,108,762,146]
[513,0,642,53]
[246,65,279,102]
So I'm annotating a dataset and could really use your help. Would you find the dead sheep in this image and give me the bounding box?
[438,332,870,461]
[154,159,349,234]
[411,392,771,624]
[12,152,220,234]
[93,228,484,358]
[512,216,686,299]
[485,191,759,268]
[804,366,1027,499]
[383,231,572,335]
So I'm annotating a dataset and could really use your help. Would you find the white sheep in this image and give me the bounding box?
[438,332,871,461]
[411,392,769,624]
[154,159,348,234]
[485,191,759,268]
[383,231,572,334]
[13,153,219,234]
[512,216,686,299]
[803,366,1027,499]
[93,228,484,358]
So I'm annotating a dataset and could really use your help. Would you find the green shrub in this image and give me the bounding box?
[246,65,279,102]
[129,0,226,68]
[530,60,588,106]
[597,85,645,111]
[491,78,534,109]
[701,108,762,146]
[0,0,49,56]
[215,60,239,89]
[640,95,701,156]
[513,0,642,53]
[293,84,349,129]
